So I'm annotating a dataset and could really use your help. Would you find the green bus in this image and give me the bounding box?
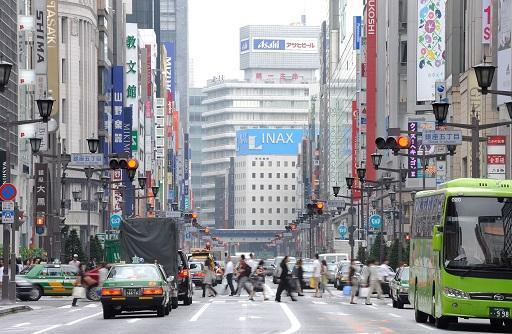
[410,178,512,330]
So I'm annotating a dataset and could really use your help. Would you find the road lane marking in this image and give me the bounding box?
[58,305,72,309]
[127,319,141,323]
[68,309,82,313]
[32,324,62,334]
[389,313,400,318]
[212,300,226,303]
[12,323,30,328]
[366,305,377,310]
[312,301,327,305]
[189,303,210,322]
[84,303,98,308]
[387,303,392,307]
[417,324,435,331]
[65,312,102,326]
[239,316,246,321]
[279,303,301,334]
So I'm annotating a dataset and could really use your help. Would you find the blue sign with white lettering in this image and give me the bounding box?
[338,225,348,237]
[369,214,382,229]
[236,129,304,155]
[253,38,285,51]
[110,214,122,229]
[240,39,249,53]
[353,16,362,50]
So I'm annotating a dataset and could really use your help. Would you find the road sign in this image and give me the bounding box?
[369,214,382,229]
[36,226,45,235]
[110,214,122,229]
[69,153,104,167]
[184,231,192,241]
[421,130,462,145]
[2,201,15,224]
[338,224,348,237]
[0,183,17,201]
[328,199,345,209]
[166,211,181,218]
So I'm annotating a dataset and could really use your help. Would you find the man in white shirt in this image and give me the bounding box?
[312,254,321,297]
[223,256,236,296]
[69,254,80,269]
[247,253,257,275]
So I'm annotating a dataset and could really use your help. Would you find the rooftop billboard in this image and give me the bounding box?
[236,128,303,155]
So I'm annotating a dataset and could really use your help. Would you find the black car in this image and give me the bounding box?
[176,250,195,306]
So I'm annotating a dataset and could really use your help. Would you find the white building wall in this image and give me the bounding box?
[234,155,300,230]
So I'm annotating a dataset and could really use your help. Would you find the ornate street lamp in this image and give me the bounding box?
[332,185,341,197]
[356,166,366,182]
[345,176,355,190]
[0,59,13,90]
[96,188,105,202]
[72,189,82,202]
[473,63,496,94]
[138,175,147,189]
[388,190,396,204]
[432,101,450,124]
[87,138,100,154]
[36,96,54,122]
[383,176,393,190]
[371,153,383,170]
[152,185,160,197]
[400,169,408,183]
[29,137,42,154]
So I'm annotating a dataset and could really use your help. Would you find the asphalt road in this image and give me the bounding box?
[1,279,508,334]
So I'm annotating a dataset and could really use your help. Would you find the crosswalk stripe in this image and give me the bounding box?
[59,305,72,309]
[85,304,98,308]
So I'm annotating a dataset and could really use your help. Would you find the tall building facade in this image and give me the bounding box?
[189,88,206,211]
[199,25,319,226]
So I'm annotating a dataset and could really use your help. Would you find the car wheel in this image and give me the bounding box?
[165,302,170,315]
[156,304,166,317]
[392,299,397,308]
[171,297,179,309]
[490,319,504,330]
[397,299,404,309]
[29,286,42,301]
[102,304,114,319]
[86,286,101,301]
[184,295,192,305]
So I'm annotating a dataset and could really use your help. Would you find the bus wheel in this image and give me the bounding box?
[490,319,504,330]
[415,309,428,323]
[435,316,450,329]
[503,319,512,330]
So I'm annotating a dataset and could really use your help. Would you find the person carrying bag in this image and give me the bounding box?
[71,264,86,306]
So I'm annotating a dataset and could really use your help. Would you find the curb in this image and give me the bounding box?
[0,305,33,317]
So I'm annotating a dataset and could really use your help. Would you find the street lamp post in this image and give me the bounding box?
[84,138,99,260]
[1,92,53,303]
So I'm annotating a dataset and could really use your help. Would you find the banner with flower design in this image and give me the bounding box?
[417,0,446,101]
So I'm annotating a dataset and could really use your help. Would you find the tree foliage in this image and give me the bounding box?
[64,229,84,262]
[90,235,104,262]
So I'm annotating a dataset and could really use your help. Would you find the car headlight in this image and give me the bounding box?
[443,287,469,299]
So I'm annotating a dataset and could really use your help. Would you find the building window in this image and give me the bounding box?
[292,208,296,213]
[284,161,288,167]
[268,220,272,225]
[277,208,281,213]
[292,196,296,202]
[252,161,256,166]
[252,220,256,225]
[268,196,272,201]
[252,196,256,202]
[268,173,272,178]
[252,184,256,190]
[277,196,281,202]
[277,185,281,190]
[268,161,272,167]
[277,161,281,167]
[284,220,289,224]
[269,208,272,213]
[260,220,264,225]
[260,196,264,201]
[292,185,296,190]
[292,173,296,179]
[268,185,272,190]
[252,173,256,178]
[260,185,264,190]
[260,173,264,178]
[284,173,288,178]
[284,196,289,202]
[260,208,264,213]
[284,208,289,213]
[277,173,281,178]
[292,161,296,167]
[277,220,281,225]
[260,161,264,167]
[284,185,288,190]
[252,208,256,213]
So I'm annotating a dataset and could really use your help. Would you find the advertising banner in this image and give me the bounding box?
[112,66,124,154]
[34,0,48,102]
[35,163,48,214]
[408,122,419,178]
[351,101,361,200]
[236,129,303,155]
[0,151,6,185]
[482,0,492,44]
[365,0,377,181]
[353,16,362,50]
[125,23,138,127]
[416,0,446,101]
[252,37,318,53]
[498,0,512,105]
[240,38,249,54]
[47,0,59,115]
[163,42,176,101]
[487,136,506,179]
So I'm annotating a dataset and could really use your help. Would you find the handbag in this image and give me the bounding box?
[72,286,86,299]
[359,287,369,298]
[309,277,317,289]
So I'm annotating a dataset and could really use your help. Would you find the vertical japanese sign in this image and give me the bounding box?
[482,0,492,44]
[35,163,48,214]
[353,16,361,50]
[34,0,47,97]
[351,101,361,200]
[145,45,152,118]
[365,0,377,181]
[46,0,58,114]
[0,151,6,185]
[163,42,176,101]
[487,136,506,179]
[112,169,123,215]
[416,0,445,101]
[112,66,124,154]
[408,122,418,178]
[125,23,138,122]
[184,133,190,210]
[498,0,512,105]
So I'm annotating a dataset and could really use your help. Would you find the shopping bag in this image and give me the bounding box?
[72,286,86,299]
[358,287,369,298]
[343,285,352,296]
[83,275,97,287]
[309,277,317,289]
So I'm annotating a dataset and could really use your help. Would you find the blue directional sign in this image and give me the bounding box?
[338,224,348,237]
[110,214,122,229]
[369,214,382,229]
[36,226,45,235]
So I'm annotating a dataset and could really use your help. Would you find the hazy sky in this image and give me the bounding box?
[189,0,364,87]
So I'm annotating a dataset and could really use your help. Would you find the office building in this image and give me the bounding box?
[189,88,207,210]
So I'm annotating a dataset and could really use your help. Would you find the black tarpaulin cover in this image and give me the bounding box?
[120,218,178,275]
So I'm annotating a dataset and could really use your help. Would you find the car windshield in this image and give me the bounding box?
[444,197,512,269]
[328,264,337,271]
[190,263,203,272]
[108,265,161,280]
[20,265,34,275]
[302,263,314,272]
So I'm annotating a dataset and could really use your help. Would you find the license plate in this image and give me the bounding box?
[124,288,141,296]
[490,307,510,319]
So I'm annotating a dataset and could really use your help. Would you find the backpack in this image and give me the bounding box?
[245,264,252,277]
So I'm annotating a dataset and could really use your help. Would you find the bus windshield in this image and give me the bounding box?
[444,196,512,270]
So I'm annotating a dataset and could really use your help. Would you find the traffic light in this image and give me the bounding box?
[405,233,411,241]
[375,136,411,153]
[35,216,45,226]
[307,202,324,215]
[191,213,198,225]
[109,157,139,181]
